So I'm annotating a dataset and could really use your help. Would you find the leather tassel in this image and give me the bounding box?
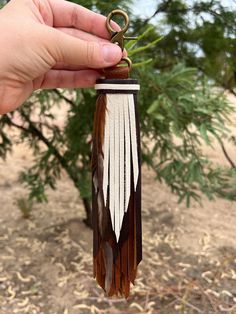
[92,79,142,298]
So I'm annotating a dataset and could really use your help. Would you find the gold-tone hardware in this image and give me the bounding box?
[106,9,137,51]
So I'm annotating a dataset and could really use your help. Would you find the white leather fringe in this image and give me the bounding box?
[102,93,139,242]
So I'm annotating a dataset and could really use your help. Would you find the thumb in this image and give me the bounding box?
[47,28,122,68]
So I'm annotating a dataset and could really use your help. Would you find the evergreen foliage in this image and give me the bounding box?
[0,0,236,222]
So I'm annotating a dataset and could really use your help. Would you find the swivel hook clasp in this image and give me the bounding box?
[106,9,137,51]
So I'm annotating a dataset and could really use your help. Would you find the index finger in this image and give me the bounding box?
[48,0,120,39]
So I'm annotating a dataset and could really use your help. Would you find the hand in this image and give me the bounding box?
[0,0,122,114]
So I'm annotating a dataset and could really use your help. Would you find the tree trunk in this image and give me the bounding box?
[82,197,92,228]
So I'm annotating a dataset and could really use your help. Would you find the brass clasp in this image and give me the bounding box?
[106,9,137,51]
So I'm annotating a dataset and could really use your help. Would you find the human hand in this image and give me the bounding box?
[0,0,122,114]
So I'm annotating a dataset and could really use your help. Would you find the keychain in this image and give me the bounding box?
[92,9,142,298]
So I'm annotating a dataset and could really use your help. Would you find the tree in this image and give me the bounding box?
[0,0,236,225]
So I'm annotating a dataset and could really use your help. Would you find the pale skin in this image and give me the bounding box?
[0,0,123,114]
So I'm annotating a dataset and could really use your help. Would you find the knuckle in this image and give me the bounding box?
[86,41,95,65]
[56,70,63,88]
[73,71,78,86]
[71,4,79,28]
[86,42,101,67]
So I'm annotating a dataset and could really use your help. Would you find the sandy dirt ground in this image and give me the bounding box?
[0,97,236,313]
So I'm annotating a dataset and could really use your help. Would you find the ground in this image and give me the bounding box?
[0,96,236,314]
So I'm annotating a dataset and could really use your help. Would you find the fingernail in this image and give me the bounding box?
[102,44,122,64]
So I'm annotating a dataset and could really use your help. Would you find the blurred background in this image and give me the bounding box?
[0,0,236,313]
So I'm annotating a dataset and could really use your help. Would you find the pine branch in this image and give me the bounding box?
[52,89,77,108]
[220,142,236,169]
[139,0,172,29]
[189,62,236,169]
[20,110,81,184]
[5,111,93,226]
[139,0,234,33]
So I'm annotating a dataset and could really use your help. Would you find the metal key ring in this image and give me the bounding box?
[106,9,130,36]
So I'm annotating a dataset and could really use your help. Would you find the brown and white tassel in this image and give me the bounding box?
[92,79,142,298]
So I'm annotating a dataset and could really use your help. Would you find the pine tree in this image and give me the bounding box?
[0,0,235,225]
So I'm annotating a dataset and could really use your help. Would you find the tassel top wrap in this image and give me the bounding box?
[95,78,140,94]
